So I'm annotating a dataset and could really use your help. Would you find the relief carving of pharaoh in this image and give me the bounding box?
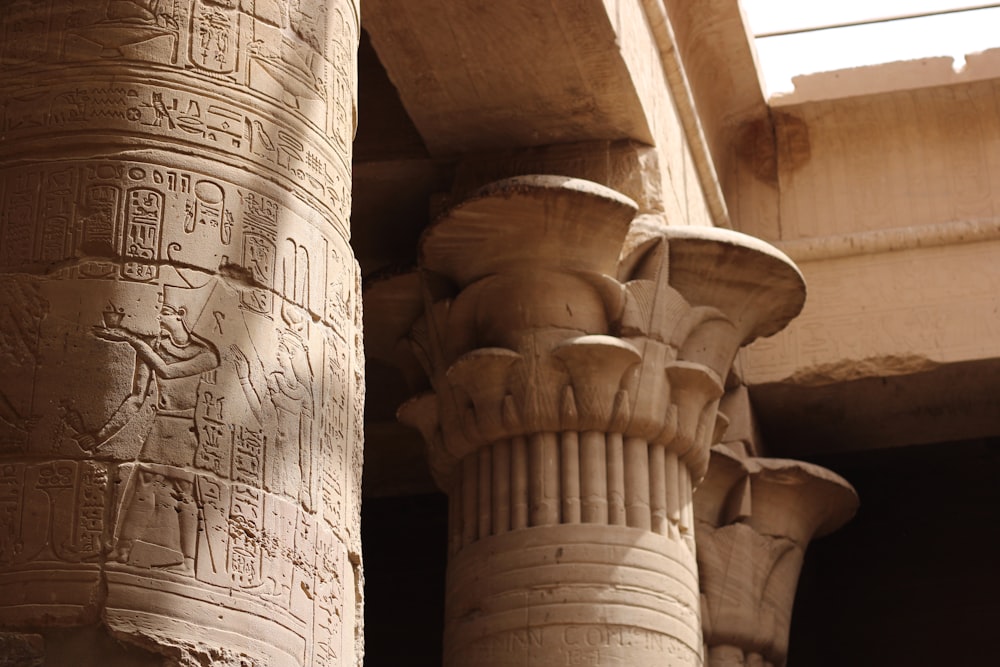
[73,284,219,572]
[77,285,220,462]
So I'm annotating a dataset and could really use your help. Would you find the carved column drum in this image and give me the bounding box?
[0,2,363,665]
[367,176,807,667]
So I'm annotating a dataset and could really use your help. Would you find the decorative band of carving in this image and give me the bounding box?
[449,434,697,554]
[0,159,353,327]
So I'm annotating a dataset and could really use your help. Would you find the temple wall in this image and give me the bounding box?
[735,74,1000,454]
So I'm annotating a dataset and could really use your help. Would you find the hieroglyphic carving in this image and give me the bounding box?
[318,329,347,534]
[65,0,183,64]
[239,190,278,316]
[40,169,76,263]
[0,161,345,321]
[3,6,356,235]
[228,482,265,588]
[191,1,239,73]
[348,357,364,543]
[324,245,349,335]
[312,528,346,666]
[0,171,41,268]
[0,0,360,660]
[0,465,22,563]
[25,83,352,229]
[121,188,163,281]
[0,460,108,568]
[0,163,360,662]
[0,277,46,453]
[193,387,231,476]
[232,304,316,510]
[186,180,231,245]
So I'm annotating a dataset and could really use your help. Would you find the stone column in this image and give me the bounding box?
[0,2,363,665]
[695,446,859,667]
[367,175,806,667]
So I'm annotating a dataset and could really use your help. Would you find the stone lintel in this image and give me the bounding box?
[362,0,654,155]
[741,239,1000,456]
[362,0,724,229]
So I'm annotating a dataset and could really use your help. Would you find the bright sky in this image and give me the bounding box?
[741,0,1000,97]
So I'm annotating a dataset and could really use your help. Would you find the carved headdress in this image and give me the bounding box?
[280,299,309,343]
[161,282,214,333]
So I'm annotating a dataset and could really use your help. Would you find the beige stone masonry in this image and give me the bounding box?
[774,49,1000,107]
[367,175,804,666]
[735,74,1000,454]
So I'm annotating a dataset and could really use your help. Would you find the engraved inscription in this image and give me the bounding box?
[0,0,359,660]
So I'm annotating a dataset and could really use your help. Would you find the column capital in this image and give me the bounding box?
[695,445,859,667]
[368,175,805,484]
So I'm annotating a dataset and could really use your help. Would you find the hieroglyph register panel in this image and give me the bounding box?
[0,2,362,666]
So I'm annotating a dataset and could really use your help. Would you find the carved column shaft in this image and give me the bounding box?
[368,176,806,667]
[0,2,363,665]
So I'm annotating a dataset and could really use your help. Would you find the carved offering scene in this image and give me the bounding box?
[0,156,362,665]
[0,0,362,662]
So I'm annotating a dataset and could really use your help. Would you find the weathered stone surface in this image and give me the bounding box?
[0,1,363,665]
[363,0,653,154]
[367,175,804,667]
[0,632,44,667]
[728,72,1000,456]
[661,0,775,232]
[742,238,1000,453]
[774,49,1000,107]
[718,384,763,456]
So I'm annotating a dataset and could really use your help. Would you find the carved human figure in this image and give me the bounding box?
[78,288,220,572]
[112,464,198,572]
[79,291,220,460]
[0,0,361,657]
[231,329,315,510]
